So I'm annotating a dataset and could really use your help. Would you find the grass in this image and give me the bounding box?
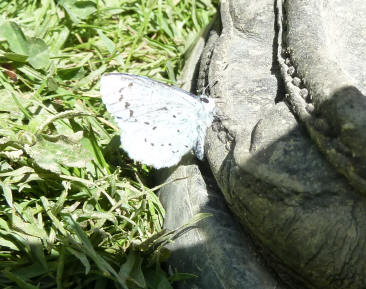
[0,0,216,288]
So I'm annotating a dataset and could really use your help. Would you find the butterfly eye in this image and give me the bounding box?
[200,97,209,103]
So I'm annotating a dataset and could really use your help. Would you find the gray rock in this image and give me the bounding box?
[159,0,366,288]
[158,158,285,289]
[203,0,366,288]
[277,0,366,194]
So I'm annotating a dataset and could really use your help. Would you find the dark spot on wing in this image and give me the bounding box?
[200,97,209,103]
[151,143,154,146]
[128,82,133,87]
[129,110,134,117]
[168,143,172,146]
[152,126,157,130]
[125,102,130,108]
[173,115,176,118]
[161,144,164,146]
[116,116,123,120]
[177,129,180,133]
[184,145,189,148]
[158,107,168,111]
[119,88,124,93]
[144,138,147,142]
[144,122,150,125]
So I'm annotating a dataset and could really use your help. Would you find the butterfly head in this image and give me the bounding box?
[198,95,216,126]
[199,95,215,112]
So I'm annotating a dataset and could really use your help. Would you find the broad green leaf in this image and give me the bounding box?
[74,64,107,89]
[0,219,10,231]
[40,197,68,236]
[26,234,48,270]
[2,52,28,63]
[56,66,86,81]
[0,149,24,161]
[0,166,35,178]
[119,251,146,288]
[169,272,197,283]
[0,235,18,250]
[0,229,30,253]
[0,21,49,69]
[0,88,31,118]
[27,108,54,134]
[49,27,70,53]
[66,247,91,274]
[17,65,46,81]
[64,215,128,288]
[56,247,65,289]
[27,37,50,69]
[79,211,117,225]
[47,77,58,91]
[97,30,115,54]
[24,134,92,173]
[59,0,97,24]
[11,214,48,240]
[145,267,174,289]
[3,228,48,271]
[52,182,69,215]
[12,261,56,280]
[17,131,37,146]
[1,182,13,208]
[2,270,40,289]
[0,21,29,55]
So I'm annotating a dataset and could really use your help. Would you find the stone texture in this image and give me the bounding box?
[203,0,366,288]
[158,157,285,289]
[279,0,366,193]
[159,0,366,288]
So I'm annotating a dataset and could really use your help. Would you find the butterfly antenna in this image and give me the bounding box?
[200,80,218,96]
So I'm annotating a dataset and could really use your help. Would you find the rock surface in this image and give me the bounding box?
[277,0,366,194]
[203,0,366,288]
[158,158,285,289]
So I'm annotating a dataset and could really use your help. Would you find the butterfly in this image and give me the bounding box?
[100,73,215,169]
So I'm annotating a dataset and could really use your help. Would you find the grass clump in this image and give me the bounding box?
[0,0,216,288]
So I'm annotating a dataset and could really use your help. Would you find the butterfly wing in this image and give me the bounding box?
[100,73,209,168]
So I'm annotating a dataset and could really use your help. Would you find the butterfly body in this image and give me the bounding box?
[100,73,215,168]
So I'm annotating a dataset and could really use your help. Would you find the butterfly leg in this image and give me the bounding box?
[193,131,205,160]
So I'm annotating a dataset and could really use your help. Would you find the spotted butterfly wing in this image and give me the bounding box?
[100,73,215,168]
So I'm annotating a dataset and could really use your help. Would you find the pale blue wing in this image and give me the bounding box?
[100,73,214,168]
